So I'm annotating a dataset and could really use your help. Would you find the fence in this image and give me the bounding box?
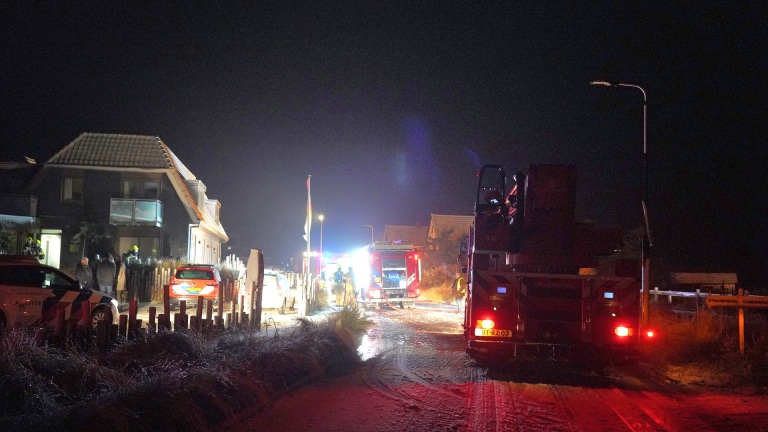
[42,281,264,351]
[121,262,242,305]
[649,287,759,309]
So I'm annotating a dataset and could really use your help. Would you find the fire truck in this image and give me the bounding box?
[461,164,652,366]
[358,241,421,308]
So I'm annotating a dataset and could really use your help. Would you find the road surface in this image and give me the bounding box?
[223,302,768,431]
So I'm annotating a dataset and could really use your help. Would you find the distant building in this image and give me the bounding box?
[670,272,738,294]
[426,213,473,251]
[381,225,428,249]
[0,160,41,254]
[19,133,228,269]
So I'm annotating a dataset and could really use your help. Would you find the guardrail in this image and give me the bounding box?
[649,287,764,312]
[649,288,768,355]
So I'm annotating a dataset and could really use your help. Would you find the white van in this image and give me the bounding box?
[261,272,296,314]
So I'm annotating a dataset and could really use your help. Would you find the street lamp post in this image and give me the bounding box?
[591,80,651,328]
[318,214,324,273]
[364,225,374,244]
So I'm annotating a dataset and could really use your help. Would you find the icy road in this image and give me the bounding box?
[227,302,767,431]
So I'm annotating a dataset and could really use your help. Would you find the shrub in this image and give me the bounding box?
[0,311,369,431]
[645,307,768,386]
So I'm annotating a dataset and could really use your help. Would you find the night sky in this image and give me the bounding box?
[1,3,766,286]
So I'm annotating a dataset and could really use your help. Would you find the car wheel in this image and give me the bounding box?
[278,298,286,315]
[90,307,112,328]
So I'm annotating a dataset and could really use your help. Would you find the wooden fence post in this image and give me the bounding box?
[163,284,170,317]
[109,323,118,342]
[54,309,65,336]
[128,300,138,338]
[738,288,745,355]
[157,314,169,331]
[119,314,128,338]
[96,319,107,349]
[78,301,91,330]
[206,300,213,333]
[196,296,204,331]
[239,295,245,328]
[148,306,157,333]
[217,282,224,328]
[695,289,700,312]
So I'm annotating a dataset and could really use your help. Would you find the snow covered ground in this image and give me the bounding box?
[221,301,768,431]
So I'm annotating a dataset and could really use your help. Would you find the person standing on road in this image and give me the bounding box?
[343,266,356,306]
[96,254,117,297]
[76,257,93,290]
[333,266,344,305]
[452,273,466,313]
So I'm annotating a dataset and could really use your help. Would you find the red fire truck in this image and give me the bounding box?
[358,241,421,308]
[461,164,653,367]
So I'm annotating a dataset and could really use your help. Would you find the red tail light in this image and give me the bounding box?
[614,326,634,337]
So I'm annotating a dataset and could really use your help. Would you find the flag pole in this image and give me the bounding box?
[300,175,311,317]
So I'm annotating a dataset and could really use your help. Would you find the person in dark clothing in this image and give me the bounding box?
[96,255,117,297]
[75,257,93,290]
[123,244,139,263]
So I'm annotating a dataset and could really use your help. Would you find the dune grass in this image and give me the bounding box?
[644,307,768,387]
[0,305,372,431]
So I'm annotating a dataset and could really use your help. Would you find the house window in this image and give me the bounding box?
[61,177,83,203]
[123,180,159,199]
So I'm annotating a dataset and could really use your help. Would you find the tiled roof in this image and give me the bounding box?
[46,133,171,169]
[382,225,428,247]
[42,132,227,242]
[428,214,474,241]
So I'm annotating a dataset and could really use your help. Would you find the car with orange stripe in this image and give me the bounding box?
[168,264,222,308]
[0,256,118,329]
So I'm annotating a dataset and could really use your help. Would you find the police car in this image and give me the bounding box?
[0,256,119,329]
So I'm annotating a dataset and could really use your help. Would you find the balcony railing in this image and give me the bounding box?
[110,199,163,227]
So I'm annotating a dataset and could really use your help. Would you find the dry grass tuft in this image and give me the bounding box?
[0,310,370,431]
[645,307,768,387]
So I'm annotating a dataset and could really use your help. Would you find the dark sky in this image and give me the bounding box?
[1,3,766,285]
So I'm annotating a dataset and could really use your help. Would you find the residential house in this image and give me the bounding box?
[24,133,228,270]
[381,225,428,250]
[426,214,473,251]
[0,160,41,254]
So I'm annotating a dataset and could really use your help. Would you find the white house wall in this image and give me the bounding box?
[189,226,221,265]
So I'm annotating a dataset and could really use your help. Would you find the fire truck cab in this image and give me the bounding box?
[359,241,421,309]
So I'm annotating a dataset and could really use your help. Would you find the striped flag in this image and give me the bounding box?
[303,175,312,243]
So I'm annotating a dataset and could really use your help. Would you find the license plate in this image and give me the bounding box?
[186,287,201,293]
[475,329,512,337]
